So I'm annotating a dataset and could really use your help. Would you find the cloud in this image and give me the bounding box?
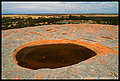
[2,1,118,14]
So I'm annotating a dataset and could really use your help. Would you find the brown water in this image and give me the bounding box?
[15,43,96,70]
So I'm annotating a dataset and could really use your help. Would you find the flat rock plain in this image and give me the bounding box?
[2,24,119,79]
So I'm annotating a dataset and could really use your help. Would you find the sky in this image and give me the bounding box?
[2,1,119,14]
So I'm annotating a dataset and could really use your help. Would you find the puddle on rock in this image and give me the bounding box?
[14,43,96,70]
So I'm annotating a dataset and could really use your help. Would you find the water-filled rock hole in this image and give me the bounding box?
[15,43,96,70]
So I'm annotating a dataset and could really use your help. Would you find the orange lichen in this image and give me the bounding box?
[2,30,19,37]
[92,43,118,56]
[85,60,94,63]
[87,78,94,80]
[61,32,67,35]
[7,72,11,74]
[12,38,118,66]
[68,31,73,33]
[58,37,63,39]
[12,38,20,40]
[14,30,19,32]
[13,70,20,72]
[35,73,44,78]
[114,46,118,48]
[109,72,113,77]
[69,34,73,37]
[48,34,56,36]
[71,67,78,72]
[14,77,20,80]
[24,33,30,35]
[34,78,39,80]
[55,27,60,29]
[46,29,57,32]
[3,32,15,37]
[97,61,104,63]
[29,31,41,35]
[101,36,113,40]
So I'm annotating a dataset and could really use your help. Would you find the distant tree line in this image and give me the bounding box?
[2,15,119,30]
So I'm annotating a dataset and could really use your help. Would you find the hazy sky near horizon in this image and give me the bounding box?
[2,1,118,14]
